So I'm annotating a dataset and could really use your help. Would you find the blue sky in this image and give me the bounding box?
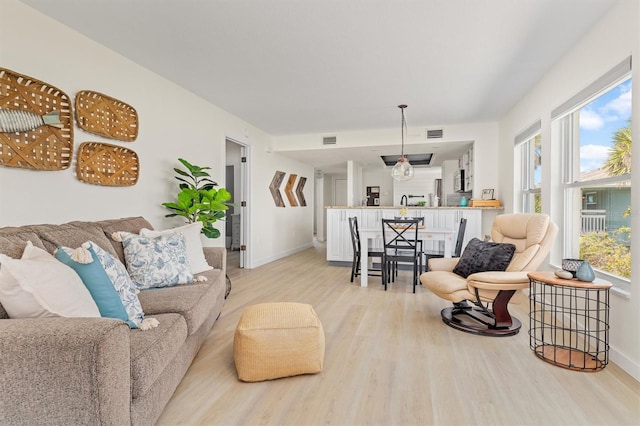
[579,78,632,172]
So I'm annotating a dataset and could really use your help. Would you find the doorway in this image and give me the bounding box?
[225,138,249,270]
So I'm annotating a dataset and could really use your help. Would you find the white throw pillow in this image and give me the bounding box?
[0,242,100,318]
[140,222,212,274]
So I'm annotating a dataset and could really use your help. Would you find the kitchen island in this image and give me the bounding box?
[325,206,503,264]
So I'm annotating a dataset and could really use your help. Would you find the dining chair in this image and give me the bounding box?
[423,217,467,270]
[348,216,383,282]
[381,218,423,292]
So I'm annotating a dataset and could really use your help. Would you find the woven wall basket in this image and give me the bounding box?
[76,142,139,186]
[75,90,138,141]
[0,68,73,170]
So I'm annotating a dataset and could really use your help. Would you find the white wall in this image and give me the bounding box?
[498,0,639,380]
[347,160,363,206]
[0,0,314,268]
[362,169,394,206]
[392,168,442,206]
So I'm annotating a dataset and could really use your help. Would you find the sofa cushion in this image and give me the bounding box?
[137,269,222,335]
[130,312,188,399]
[0,231,47,259]
[0,243,100,319]
[37,224,118,259]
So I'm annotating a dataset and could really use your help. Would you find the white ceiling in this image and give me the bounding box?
[20,0,616,172]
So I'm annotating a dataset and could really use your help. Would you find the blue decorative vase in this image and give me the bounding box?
[460,196,468,207]
[576,261,595,282]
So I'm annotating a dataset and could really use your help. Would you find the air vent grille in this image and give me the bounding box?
[427,129,443,139]
[322,136,337,145]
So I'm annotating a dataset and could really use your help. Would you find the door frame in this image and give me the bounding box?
[225,137,251,268]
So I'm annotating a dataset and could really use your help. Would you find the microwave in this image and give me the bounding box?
[454,170,465,192]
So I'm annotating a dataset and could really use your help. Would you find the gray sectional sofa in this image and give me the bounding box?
[0,216,227,425]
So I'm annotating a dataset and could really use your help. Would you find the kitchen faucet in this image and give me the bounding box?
[400,195,408,206]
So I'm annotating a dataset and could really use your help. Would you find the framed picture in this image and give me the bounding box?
[482,189,494,200]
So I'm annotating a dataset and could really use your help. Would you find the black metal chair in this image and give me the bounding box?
[381,218,423,292]
[423,217,467,270]
[348,216,384,282]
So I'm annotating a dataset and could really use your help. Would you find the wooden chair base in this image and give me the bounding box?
[440,305,522,337]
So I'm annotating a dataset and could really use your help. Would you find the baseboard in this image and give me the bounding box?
[251,243,314,268]
[610,348,640,382]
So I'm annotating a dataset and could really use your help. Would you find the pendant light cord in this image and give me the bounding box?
[399,104,407,158]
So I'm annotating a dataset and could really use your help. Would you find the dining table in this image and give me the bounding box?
[358,226,456,287]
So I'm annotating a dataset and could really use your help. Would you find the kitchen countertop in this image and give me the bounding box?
[325,205,504,210]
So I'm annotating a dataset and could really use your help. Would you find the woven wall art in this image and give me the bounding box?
[269,171,286,207]
[75,90,138,141]
[285,174,298,207]
[76,142,139,186]
[0,68,73,170]
[296,177,307,206]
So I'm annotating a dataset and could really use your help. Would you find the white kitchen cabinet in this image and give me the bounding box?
[326,208,485,261]
[360,209,383,250]
[326,209,359,262]
[438,209,481,251]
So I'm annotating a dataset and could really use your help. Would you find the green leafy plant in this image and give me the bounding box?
[162,158,232,239]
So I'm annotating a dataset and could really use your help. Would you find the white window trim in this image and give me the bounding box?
[554,64,632,291]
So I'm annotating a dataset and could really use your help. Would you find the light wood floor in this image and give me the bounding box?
[157,243,640,426]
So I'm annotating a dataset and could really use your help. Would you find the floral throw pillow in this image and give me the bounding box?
[116,232,194,290]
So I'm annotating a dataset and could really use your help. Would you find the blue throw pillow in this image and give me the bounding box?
[55,245,136,328]
[452,238,516,279]
[88,241,146,327]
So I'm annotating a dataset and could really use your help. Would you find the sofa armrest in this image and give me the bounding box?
[427,257,460,272]
[203,247,227,274]
[0,317,131,425]
[467,271,530,289]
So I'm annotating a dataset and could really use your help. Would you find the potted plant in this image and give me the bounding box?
[162,158,232,239]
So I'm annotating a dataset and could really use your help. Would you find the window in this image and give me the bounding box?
[515,121,541,213]
[554,59,631,284]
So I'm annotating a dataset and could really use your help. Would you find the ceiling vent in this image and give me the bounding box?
[322,136,337,145]
[427,129,444,139]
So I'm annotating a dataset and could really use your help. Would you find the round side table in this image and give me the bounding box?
[527,271,612,372]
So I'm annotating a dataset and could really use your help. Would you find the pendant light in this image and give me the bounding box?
[391,104,414,181]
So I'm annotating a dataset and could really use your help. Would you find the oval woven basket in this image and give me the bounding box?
[75,90,138,141]
[0,68,73,171]
[76,142,139,186]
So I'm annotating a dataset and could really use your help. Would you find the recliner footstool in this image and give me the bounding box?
[233,302,325,382]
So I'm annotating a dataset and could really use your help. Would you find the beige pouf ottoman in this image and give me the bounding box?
[233,302,325,382]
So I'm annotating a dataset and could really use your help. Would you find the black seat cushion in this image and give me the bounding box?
[452,238,516,278]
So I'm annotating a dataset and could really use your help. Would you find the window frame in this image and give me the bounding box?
[514,120,542,214]
[554,66,632,293]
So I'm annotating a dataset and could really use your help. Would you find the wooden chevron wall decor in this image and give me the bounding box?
[269,170,286,207]
[285,173,298,206]
[296,176,307,206]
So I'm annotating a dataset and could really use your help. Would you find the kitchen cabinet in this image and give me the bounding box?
[326,209,359,262]
[326,207,487,262]
[438,208,481,250]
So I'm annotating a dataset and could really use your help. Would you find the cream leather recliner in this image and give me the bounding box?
[420,213,558,336]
